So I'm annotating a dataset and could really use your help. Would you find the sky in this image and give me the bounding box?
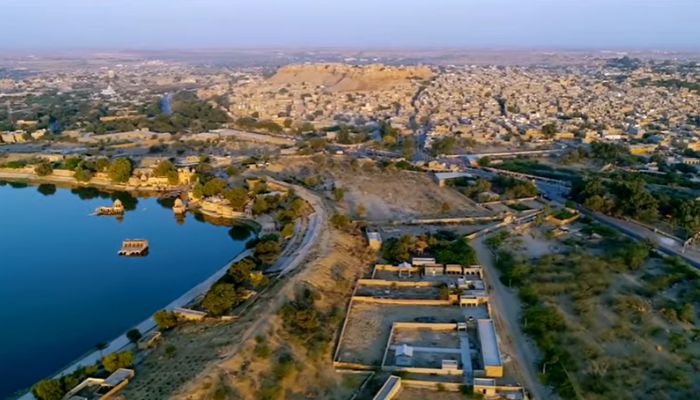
[0,0,698,50]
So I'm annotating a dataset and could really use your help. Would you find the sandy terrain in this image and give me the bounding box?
[392,328,461,348]
[157,219,377,399]
[268,158,488,221]
[337,303,466,366]
[396,388,466,400]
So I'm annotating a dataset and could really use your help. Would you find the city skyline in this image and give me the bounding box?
[1,0,699,50]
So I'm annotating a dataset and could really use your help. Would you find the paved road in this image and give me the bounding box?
[581,210,700,269]
[472,237,552,400]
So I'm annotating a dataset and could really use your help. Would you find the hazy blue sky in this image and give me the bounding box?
[0,0,698,49]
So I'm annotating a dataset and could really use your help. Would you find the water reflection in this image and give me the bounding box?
[175,213,186,225]
[110,191,138,211]
[71,187,102,200]
[37,184,57,196]
[8,181,28,189]
[157,196,176,209]
[229,225,252,241]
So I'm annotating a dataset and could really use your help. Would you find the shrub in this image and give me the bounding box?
[202,283,239,316]
[107,158,133,183]
[253,335,271,359]
[35,161,53,176]
[32,379,65,400]
[126,328,142,343]
[330,213,351,229]
[101,351,133,373]
[153,310,178,330]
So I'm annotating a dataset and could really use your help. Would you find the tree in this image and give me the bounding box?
[542,123,557,138]
[64,156,82,171]
[477,156,491,167]
[333,187,345,202]
[281,223,295,239]
[223,187,248,211]
[192,182,204,199]
[225,165,239,177]
[126,328,142,344]
[153,310,178,330]
[202,283,239,316]
[101,351,134,373]
[679,303,695,323]
[202,177,227,197]
[153,160,179,184]
[255,237,282,265]
[35,161,53,176]
[228,258,256,285]
[402,136,416,160]
[165,344,177,358]
[74,167,94,182]
[330,214,351,230]
[430,136,457,156]
[32,379,65,400]
[107,158,133,183]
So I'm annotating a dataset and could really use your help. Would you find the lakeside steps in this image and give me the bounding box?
[118,239,149,256]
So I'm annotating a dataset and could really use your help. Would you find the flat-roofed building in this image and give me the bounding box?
[477,319,503,377]
[367,231,382,250]
[423,264,444,276]
[173,307,207,321]
[411,257,436,266]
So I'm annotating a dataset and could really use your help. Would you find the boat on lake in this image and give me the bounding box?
[95,199,125,216]
[118,239,149,256]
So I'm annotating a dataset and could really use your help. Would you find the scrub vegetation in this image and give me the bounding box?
[487,223,700,399]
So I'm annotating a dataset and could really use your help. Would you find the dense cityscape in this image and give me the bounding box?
[1,1,700,400]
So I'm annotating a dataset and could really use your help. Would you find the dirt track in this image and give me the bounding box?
[472,237,554,400]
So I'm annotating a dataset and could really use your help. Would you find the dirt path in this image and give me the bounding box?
[472,237,554,400]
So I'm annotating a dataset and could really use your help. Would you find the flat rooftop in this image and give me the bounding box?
[477,319,502,367]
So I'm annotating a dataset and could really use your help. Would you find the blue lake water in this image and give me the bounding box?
[0,182,252,398]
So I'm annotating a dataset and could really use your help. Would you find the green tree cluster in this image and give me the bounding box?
[101,351,133,373]
[107,158,133,183]
[35,161,53,176]
[153,160,179,185]
[279,287,330,357]
[153,310,178,330]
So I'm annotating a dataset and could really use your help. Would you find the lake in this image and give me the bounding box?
[0,182,252,398]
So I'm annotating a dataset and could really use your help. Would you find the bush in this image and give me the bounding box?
[279,288,330,356]
[254,237,282,265]
[223,187,248,211]
[153,310,178,330]
[253,335,271,359]
[101,351,133,373]
[281,223,295,238]
[330,213,351,229]
[165,344,177,358]
[32,379,65,400]
[74,167,94,182]
[126,328,142,343]
[107,158,133,183]
[202,283,239,316]
[35,161,53,176]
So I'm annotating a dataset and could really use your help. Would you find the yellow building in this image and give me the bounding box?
[555,132,575,140]
[629,143,658,155]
